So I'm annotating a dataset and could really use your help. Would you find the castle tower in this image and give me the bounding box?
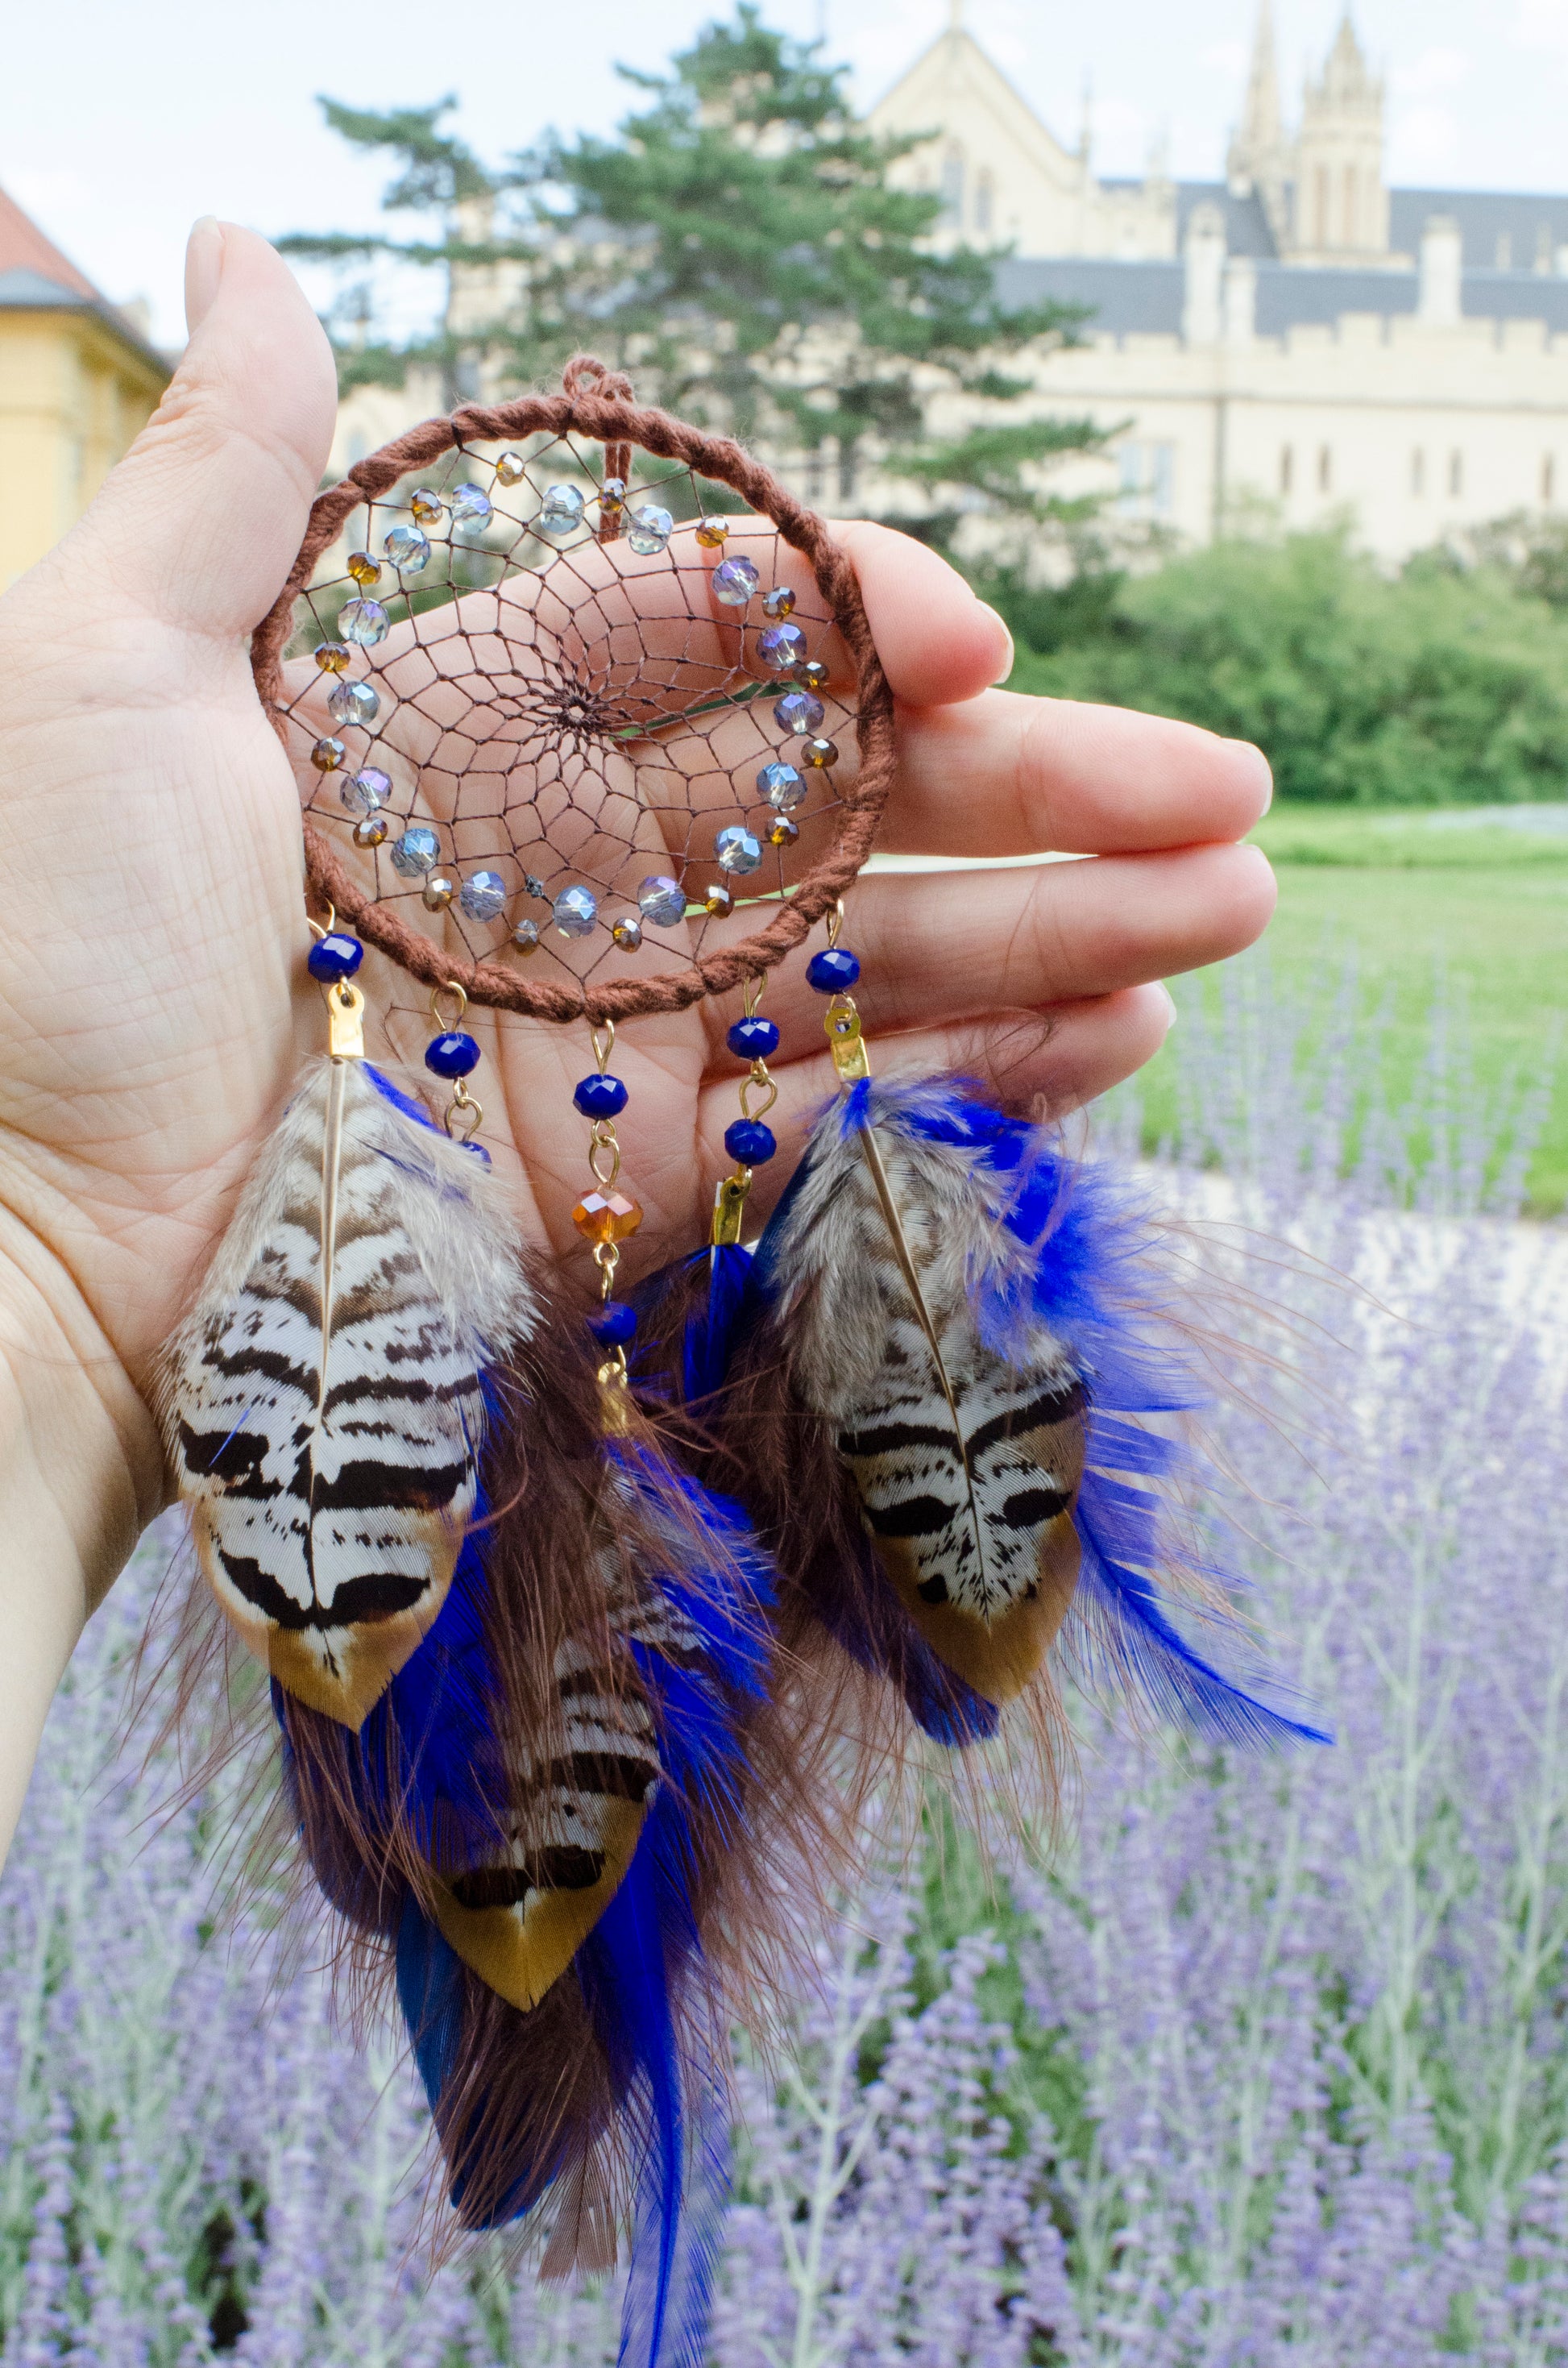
[1292,13,1388,259]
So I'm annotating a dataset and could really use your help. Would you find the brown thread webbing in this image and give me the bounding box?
[251,358,897,1025]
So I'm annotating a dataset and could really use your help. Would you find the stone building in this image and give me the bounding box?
[0,187,167,586]
[868,4,1568,562]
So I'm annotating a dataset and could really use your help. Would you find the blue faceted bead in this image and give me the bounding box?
[807,947,861,993]
[307,931,363,983]
[588,1299,638,1348]
[573,1073,628,1119]
[725,1118,777,1165]
[461,1140,492,1166]
[425,1031,481,1078]
[728,1015,780,1060]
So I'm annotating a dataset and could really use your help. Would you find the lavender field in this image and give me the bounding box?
[4,974,1568,2365]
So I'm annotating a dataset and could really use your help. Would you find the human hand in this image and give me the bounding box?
[0,222,1271,1841]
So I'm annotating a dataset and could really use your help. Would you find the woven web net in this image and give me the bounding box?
[272,429,861,1013]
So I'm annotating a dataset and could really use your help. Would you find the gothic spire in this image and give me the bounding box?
[1227,0,1284,197]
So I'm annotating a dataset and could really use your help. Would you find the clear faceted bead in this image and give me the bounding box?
[422,874,456,912]
[329,678,380,729]
[512,918,540,953]
[758,761,805,811]
[391,826,440,877]
[626,505,673,556]
[450,482,493,532]
[341,599,389,648]
[495,451,527,486]
[712,555,760,607]
[353,815,388,848]
[341,766,391,815]
[762,584,797,620]
[383,524,430,574]
[637,874,687,929]
[410,488,444,525]
[554,884,599,937]
[459,870,508,921]
[311,736,345,772]
[777,689,824,734]
[536,484,585,538]
[313,641,351,674]
[716,825,763,875]
[346,549,381,587]
[612,915,644,951]
[757,621,807,673]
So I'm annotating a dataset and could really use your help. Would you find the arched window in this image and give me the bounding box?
[974,168,995,236]
[940,143,965,229]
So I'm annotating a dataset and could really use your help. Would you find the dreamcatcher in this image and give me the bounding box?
[158,357,1319,2366]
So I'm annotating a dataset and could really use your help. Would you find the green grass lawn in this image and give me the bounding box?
[1137,806,1568,1209]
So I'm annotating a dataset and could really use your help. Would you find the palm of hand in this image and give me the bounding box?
[0,225,1274,1527]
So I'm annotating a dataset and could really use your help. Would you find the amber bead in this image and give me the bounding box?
[768,813,800,848]
[346,550,382,587]
[495,451,526,486]
[313,641,351,675]
[572,1189,644,1244]
[695,516,729,547]
[703,884,734,918]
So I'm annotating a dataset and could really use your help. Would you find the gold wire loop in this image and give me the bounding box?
[430,981,469,1032]
[591,1020,616,1073]
[826,899,844,950]
[307,904,337,945]
[739,1069,778,1123]
[444,1093,483,1145]
[588,1127,623,1188]
[741,976,763,1019]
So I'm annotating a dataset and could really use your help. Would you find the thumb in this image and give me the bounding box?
[45,221,338,642]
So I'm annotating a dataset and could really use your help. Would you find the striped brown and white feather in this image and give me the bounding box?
[768,1103,1086,1704]
[160,1060,536,1728]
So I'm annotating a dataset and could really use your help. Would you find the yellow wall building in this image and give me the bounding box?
[0,185,168,586]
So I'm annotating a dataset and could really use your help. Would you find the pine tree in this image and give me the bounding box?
[283,7,1109,548]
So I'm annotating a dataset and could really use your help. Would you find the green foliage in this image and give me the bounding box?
[285,6,1103,538]
[1006,528,1568,806]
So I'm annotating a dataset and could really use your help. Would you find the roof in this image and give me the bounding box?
[0,183,166,374]
[993,253,1568,340]
[1389,189,1568,269]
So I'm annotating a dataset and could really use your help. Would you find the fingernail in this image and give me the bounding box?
[977,600,1014,686]
[1158,983,1177,1031]
[1229,737,1274,815]
[185,217,224,339]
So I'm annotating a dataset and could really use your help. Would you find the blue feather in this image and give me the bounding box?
[681,1242,757,1406]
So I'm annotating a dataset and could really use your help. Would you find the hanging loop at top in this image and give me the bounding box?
[562,352,635,407]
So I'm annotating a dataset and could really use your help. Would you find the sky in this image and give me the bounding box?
[8,0,1568,350]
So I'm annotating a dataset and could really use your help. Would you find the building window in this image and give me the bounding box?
[1496,232,1512,270]
[1315,165,1329,247]
[1411,449,1425,496]
[1317,444,1332,494]
[1342,165,1357,248]
[940,143,964,229]
[1280,445,1293,495]
[974,168,994,235]
[1544,454,1556,505]
[1118,441,1176,519]
[1449,449,1464,496]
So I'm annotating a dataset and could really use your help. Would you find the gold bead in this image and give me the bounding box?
[762,584,795,619]
[802,736,839,769]
[421,874,455,912]
[612,916,643,950]
[798,658,829,692]
[703,884,734,919]
[346,550,382,588]
[311,737,345,771]
[572,1189,644,1244]
[495,451,526,486]
[313,641,351,675]
[511,919,540,953]
[768,814,799,848]
[410,488,444,525]
[353,815,388,848]
[695,516,729,548]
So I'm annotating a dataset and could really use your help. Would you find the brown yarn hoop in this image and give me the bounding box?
[251,355,897,1025]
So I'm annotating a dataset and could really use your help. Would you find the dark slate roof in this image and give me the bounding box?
[993,254,1568,340]
[1389,189,1568,270]
[1097,177,1280,257]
